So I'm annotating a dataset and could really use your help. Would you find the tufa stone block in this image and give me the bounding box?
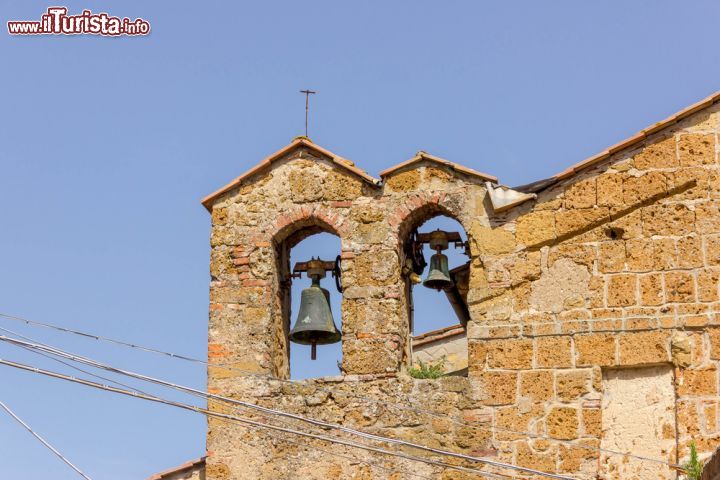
[618,331,670,366]
[547,407,579,440]
[575,334,617,367]
[535,336,573,368]
[556,370,591,402]
[486,338,533,369]
[516,210,556,247]
[678,134,715,166]
[606,274,637,307]
[633,136,677,170]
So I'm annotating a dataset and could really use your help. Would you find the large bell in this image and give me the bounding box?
[423,252,454,291]
[289,278,342,360]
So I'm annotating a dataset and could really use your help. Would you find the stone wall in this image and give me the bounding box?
[467,104,720,476]
[204,101,720,479]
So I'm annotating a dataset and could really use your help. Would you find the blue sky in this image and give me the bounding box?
[2,0,720,478]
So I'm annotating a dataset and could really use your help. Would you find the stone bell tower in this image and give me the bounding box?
[201,137,501,478]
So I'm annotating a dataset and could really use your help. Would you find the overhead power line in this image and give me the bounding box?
[0,311,682,469]
[0,357,525,480]
[0,399,93,480]
[0,326,155,398]
[1,331,445,480]
[0,333,572,480]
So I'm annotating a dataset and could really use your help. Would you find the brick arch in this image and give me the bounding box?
[271,205,347,248]
[394,192,471,341]
[268,205,347,380]
[393,191,467,244]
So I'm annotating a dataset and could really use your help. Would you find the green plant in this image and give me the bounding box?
[408,358,446,379]
[683,442,703,480]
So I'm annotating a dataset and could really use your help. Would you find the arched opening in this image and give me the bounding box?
[401,211,470,377]
[282,231,343,380]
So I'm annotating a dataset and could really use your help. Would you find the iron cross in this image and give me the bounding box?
[300,89,316,137]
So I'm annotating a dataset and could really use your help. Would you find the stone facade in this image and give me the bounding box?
[196,96,720,479]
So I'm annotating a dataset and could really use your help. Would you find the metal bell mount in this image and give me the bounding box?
[413,229,467,291]
[288,257,342,360]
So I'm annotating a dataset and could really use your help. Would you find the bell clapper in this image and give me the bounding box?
[311,341,317,360]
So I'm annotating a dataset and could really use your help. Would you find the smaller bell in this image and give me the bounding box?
[423,252,454,291]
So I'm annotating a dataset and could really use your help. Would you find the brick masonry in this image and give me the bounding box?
[200,101,720,479]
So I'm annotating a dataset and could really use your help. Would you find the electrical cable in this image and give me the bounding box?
[0,357,530,480]
[0,312,683,469]
[0,399,93,480]
[0,332,451,480]
[0,332,572,480]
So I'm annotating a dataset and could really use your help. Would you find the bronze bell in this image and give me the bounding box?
[422,230,454,291]
[289,260,342,360]
[423,252,454,291]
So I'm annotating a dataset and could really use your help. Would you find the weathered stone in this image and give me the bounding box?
[355,223,389,244]
[547,407,579,440]
[642,203,695,236]
[536,336,573,368]
[564,178,596,209]
[671,332,692,368]
[639,273,664,306]
[625,239,655,272]
[477,371,517,406]
[494,403,544,441]
[556,370,591,401]
[530,258,590,313]
[664,271,695,303]
[350,206,385,223]
[598,241,625,273]
[668,166,710,200]
[677,236,703,268]
[633,136,677,169]
[198,109,720,480]
[555,207,610,238]
[706,235,720,265]
[618,331,670,365]
[677,367,718,396]
[575,334,616,367]
[516,210,556,246]
[709,328,720,360]
[468,223,516,255]
[486,338,533,369]
[548,243,595,269]
[606,274,637,307]
[582,408,602,437]
[623,171,667,204]
[519,370,553,401]
[678,133,715,166]
[324,170,363,201]
[289,169,323,202]
[695,202,720,234]
[596,173,624,207]
[354,250,399,286]
[385,169,420,192]
[515,441,557,473]
[559,438,599,473]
